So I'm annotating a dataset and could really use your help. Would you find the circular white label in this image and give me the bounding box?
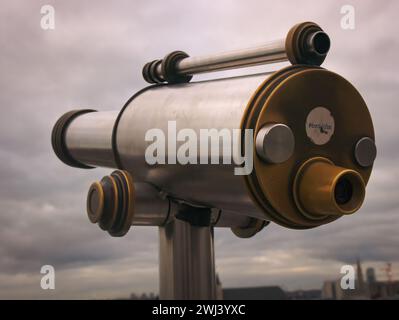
[305,107,335,145]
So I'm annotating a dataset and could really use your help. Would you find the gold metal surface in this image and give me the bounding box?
[285,22,326,65]
[98,175,119,231]
[242,65,308,228]
[231,219,268,239]
[293,157,365,218]
[113,170,136,236]
[87,170,136,236]
[242,66,374,229]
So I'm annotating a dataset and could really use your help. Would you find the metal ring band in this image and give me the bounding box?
[51,109,97,169]
[161,51,193,84]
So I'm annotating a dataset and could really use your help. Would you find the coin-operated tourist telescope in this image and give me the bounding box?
[52,22,376,299]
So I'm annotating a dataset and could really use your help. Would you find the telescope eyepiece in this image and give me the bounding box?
[332,170,366,214]
[285,21,330,66]
[294,157,366,218]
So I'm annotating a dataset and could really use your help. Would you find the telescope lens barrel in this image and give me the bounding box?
[51,109,97,169]
[294,157,366,218]
[52,110,119,169]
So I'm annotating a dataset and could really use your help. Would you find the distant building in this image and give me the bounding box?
[286,289,322,300]
[216,274,223,300]
[366,267,376,284]
[322,280,340,300]
[356,259,368,296]
[322,260,399,300]
[369,281,399,299]
[223,286,287,300]
[129,292,158,300]
[322,260,369,299]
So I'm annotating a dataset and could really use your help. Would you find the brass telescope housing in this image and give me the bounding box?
[243,65,375,229]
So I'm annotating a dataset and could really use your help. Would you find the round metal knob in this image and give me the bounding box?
[87,182,104,223]
[255,123,295,164]
[354,137,377,167]
[86,170,135,237]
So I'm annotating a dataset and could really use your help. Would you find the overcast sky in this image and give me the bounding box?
[0,0,398,299]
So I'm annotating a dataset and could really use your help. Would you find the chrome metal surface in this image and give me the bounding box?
[212,210,253,229]
[133,187,265,228]
[116,73,272,220]
[176,40,286,75]
[132,183,171,226]
[151,29,329,82]
[65,111,118,168]
[354,137,377,167]
[159,220,216,299]
[255,123,295,164]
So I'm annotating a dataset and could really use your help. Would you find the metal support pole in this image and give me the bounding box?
[159,219,216,300]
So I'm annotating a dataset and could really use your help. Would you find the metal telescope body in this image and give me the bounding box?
[52,22,376,299]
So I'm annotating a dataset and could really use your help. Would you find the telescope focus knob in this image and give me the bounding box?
[86,170,135,237]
